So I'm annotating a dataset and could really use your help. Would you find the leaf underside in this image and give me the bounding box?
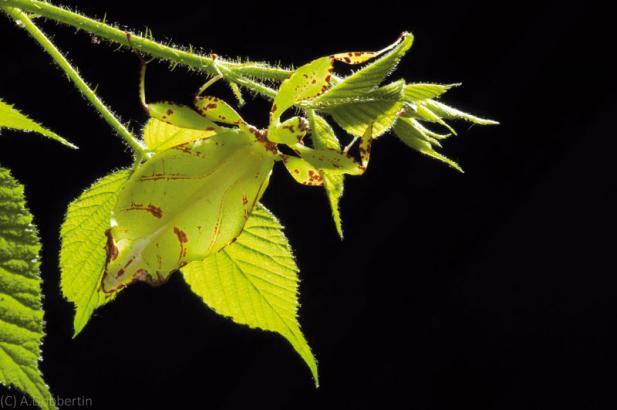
[182,203,319,386]
[0,165,55,410]
[60,170,130,336]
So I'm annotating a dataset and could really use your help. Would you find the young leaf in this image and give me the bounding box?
[414,104,457,135]
[404,83,460,102]
[322,80,405,137]
[393,119,463,172]
[0,98,76,149]
[423,99,499,125]
[182,203,319,386]
[60,169,130,336]
[0,165,55,410]
[312,33,413,103]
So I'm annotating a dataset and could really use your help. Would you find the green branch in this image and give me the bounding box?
[0,0,292,94]
[3,7,146,156]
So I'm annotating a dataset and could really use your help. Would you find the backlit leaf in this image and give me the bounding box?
[60,169,130,336]
[404,83,459,102]
[423,99,499,125]
[0,98,76,149]
[182,203,319,386]
[393,119,462,172]
[0,165,55,410]
[322,80,405,137]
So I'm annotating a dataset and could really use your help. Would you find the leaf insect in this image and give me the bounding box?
[100,46,377,295]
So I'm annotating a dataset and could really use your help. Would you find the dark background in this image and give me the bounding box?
[1,1,615,409]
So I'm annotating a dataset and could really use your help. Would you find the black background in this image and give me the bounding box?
[1,1,615,409]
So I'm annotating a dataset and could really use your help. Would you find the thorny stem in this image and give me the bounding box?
[2,7,147,157]
[0,0,293,95]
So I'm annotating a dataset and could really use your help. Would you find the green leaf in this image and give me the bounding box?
[312,33,413,104]
[404,83,460,102]
[414,103,457,135]
[307,111,344,238]
[322,80,405,137]
[393,119,463,172]
[308,111,340,151]
[0,98,76,149]
[182,203,318,386]
[0,165,55,410]
[422,99,499,125]
[60,169,130,336]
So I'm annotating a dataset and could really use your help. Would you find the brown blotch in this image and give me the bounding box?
[173,226,188,243]
[105,229,119,263]
[173,226,188,259]
[250,126,279,155]
[126,202,164,218]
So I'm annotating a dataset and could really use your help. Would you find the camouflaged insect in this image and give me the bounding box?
[100,32,497,294]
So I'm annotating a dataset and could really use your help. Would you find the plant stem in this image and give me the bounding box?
[3,7,146,156]
[0,0,292,92]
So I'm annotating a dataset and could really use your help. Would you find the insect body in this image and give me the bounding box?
[100,33,425,295]
[101,128,275,293]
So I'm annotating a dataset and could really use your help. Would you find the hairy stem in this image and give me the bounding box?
[0,0,292,95]
[3,7,146,156]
